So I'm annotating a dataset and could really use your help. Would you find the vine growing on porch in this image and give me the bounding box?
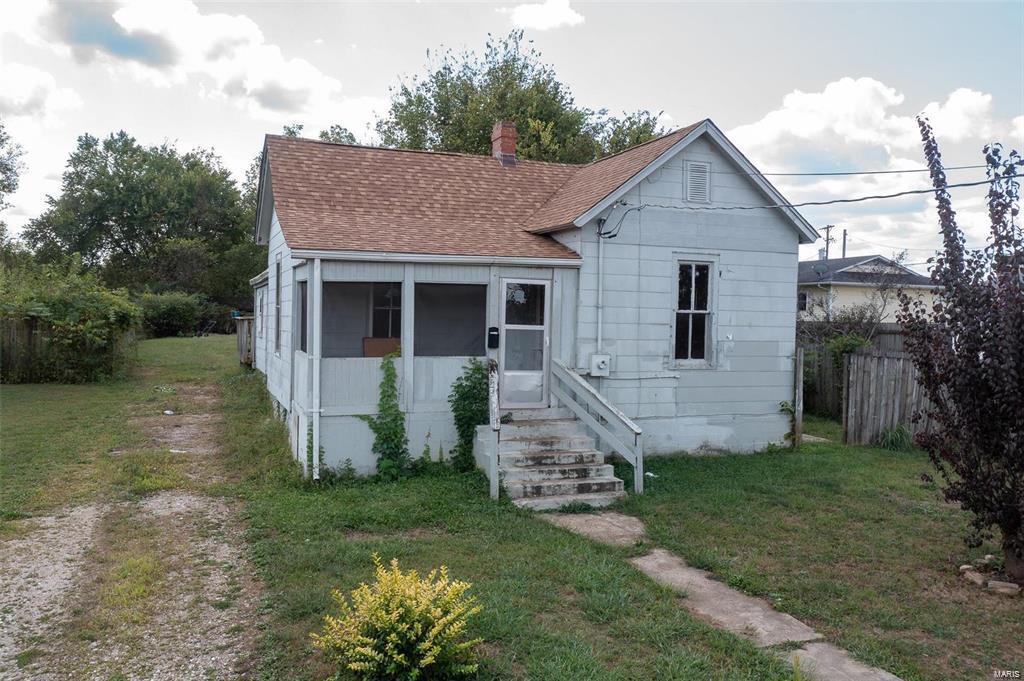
[359,351,410,479]
[448,359,489,473]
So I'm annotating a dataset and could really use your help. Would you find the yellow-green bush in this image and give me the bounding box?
[311,554,482,680]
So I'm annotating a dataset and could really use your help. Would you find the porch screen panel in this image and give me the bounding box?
[297,281,308,352]
[322,282,372,357]
[414,284,486,356]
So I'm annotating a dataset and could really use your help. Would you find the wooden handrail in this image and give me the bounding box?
[550,359,644,494]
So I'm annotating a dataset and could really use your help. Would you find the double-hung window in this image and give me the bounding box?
[675,262,712,362]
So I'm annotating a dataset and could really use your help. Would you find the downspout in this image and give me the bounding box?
[596,218,606,353]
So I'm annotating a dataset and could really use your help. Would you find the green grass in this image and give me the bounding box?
[617,443,1024,681]
[0,336,237,521]
[802,413,843,441]
[218,368,795,680]
[8,338,1020,680]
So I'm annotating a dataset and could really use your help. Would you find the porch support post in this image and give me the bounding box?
[401,264,415,413]
[311,257,323,479]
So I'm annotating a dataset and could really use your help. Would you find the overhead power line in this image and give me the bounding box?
[599,174,1021,238]
[716,163,988,177]
[624,175,1021,212]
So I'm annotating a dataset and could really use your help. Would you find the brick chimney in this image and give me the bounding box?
[491,120,517,166]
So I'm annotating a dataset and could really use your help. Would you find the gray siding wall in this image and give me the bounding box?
[555,135,799,453]
[264,209,294,416]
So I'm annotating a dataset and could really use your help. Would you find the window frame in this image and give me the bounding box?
[369,282,402,339]
[797,290,808,312]
[297,280,308,353]
[672,257,717,368]
[274,255,282,355]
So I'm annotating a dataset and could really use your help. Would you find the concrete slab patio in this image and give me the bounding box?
[547,512,903,681]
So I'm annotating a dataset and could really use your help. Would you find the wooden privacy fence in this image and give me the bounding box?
[843,350,935,445]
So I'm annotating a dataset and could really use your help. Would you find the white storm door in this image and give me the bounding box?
[499,279,550,408]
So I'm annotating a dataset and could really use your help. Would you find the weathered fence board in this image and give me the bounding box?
[843,350,934,445]
[234,316,254,366]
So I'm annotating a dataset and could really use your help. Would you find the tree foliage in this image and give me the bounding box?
[376,31,666,163]
[897,117,1024,580]
[1,256,140,383]
[22,131,262,311]
[0,121,25,220]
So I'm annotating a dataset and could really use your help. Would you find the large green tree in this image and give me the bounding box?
[23,131,254,299]
[375,31,665,162]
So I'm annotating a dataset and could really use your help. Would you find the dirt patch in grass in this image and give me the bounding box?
[58,492,263,680]
[0,504,105,679]
[2,343,265,680]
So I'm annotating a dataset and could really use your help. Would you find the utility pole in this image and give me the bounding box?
[842,228,847,258]
[823,225,835,260]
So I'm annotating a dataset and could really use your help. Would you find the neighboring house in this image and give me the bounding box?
[250,119,818,507]
[797,255,937,323]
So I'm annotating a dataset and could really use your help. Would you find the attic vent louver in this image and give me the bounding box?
[685,161,711,203]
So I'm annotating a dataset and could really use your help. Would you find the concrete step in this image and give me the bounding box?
[499,434,596,453]
[505,476,624,499]
[504,407,573,421]
[512,491,626,511]
[499,449,604,467]
[501,463,615,482]
[499,418,586,439]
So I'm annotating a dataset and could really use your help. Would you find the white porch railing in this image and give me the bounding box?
[486,359,501,500]
[550,359,644,494]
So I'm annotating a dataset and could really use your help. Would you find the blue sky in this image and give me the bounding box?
[1,0,1022,264]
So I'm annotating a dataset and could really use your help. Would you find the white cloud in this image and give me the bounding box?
[921,88,993,142]
[498,0,584,30]
[8,0,351,118]
[0,62,81,122]
[1011,115,1024,146]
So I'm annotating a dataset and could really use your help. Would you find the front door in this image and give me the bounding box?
[499,279,550,408]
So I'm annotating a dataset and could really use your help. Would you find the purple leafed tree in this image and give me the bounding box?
[897,116,1023,580]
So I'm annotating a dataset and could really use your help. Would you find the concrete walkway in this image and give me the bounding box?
[542,512,902,681]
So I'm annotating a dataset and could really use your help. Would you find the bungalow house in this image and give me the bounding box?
[250,119,818,508]
[797,255,937,323]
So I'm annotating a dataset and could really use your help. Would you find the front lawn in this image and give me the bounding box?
[219,369,794,680]
[617,439,1023,681]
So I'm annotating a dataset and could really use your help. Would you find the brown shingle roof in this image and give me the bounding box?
[265,122,701,259]
[523,123,701,232]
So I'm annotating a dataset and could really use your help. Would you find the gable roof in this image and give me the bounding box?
[798,255,935,287]
[260,119,817,259]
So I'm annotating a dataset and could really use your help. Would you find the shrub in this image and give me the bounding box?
[359,352,410,477]
[0,257,140,383]
[877,425,913,451]
[825,333,870,370]
[138,291,204,337]
[448,359,489,472]
[312,554,482,680]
